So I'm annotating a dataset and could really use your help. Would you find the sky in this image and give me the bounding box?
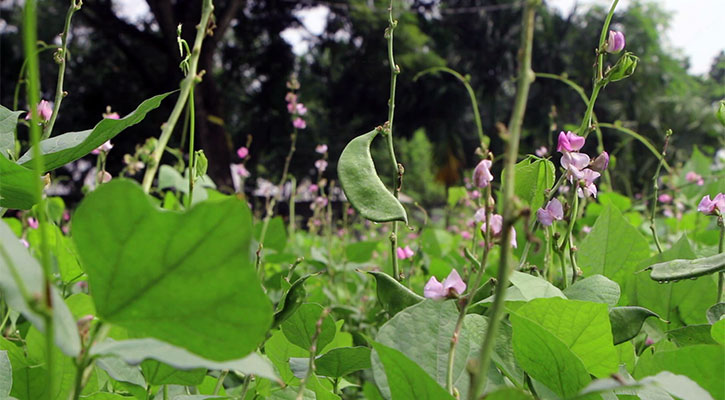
[115,0,725,76]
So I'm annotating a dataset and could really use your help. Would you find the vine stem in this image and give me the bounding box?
[649,130,672,253]
[296,308,330,400]
[43,0,81,140]
[384,0,402,281]
[467,2,539,398]
[187,87,197,208]
[718,218,724,303]
[141,0,214,194]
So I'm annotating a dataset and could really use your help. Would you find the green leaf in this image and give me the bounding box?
[264,329,307,384]
[0,220,81,357]
[563,275,620,306]
[72,179,272,360]
[370,341,455,400]
[316,347,372,378]
[579,370,713,400]
[95,356,146,387]
[633,344,724,398]
[365,270,423,316]
[484,388,533,400]
[711,319,725,345]
[0,153,40,209]
[510,312,591,398]
[269,387,316,400]
[447,186,467,207]
[141,359,206,386]
[646,251,725,282]
[505,156,555,211]
[0,350,11,398]
[254,216,287,253]
[666,325,718,346]
[90,338,279,381]
[371,300,483,400]
[281,303,336,352]
[338,129,407,223]
[345,241,379,263]
[0,105,23,158]
[17,91,174,171]
[707,303,725,324]
[609,306,660,345]
[516,298,618,377]
[578,204,650,299]
[273,273,316,329]
[473,271,565,307]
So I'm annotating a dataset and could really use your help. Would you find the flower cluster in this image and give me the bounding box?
[285,91,307,130]
[686,171,704,186]
[474,208,517,248]
[25,100,52,123]
[396,246,414,260]
[537,198,564,226]
[698,193,725,215]
[557,131,608,198]
[424,269,466,299]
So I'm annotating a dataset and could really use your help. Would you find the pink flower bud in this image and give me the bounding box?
[396,246,415,260]
[237,146,249,159]
[473,159,494,188]
[658,194,672,204]
[91,140,114,155]
[27,217,39,229]
[293,117,306,129]
[232,163,250,178]
[535,146,548,157]
[315,144,328,154]
[296,103,307,115]
[590,151,609,172]
[309,184,319,193]
[605,30,626,53]
[20,238,29,248]
[536,198,564,226]
[461,231,473,240]
[26,100,53,122]
[104,112,120,120]
[557,131,585,153]
[685,171,704,186]
[315,159,327,172]
[285,92,297,103]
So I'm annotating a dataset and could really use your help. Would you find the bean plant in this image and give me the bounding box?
[0,0,724,399]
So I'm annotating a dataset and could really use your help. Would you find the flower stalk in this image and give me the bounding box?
[649,129,672,253]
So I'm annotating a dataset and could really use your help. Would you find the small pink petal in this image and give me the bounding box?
[237,146,249,159]
[424,276,446,299]
[442,269,466,295]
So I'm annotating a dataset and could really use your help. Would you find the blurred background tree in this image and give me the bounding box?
[1,0,722,205]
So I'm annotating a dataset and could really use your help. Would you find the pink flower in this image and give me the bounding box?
[27,217,38,229]
[293,117,306,129]
[686,172,704,186]
[698,193,725,215]
[479,213,517,248]
[309,184,319,193]
[311,196,328,210]
[474,208,487,223]
[605,30,626,53]
[557,131,585,153]
[396,246,414,260]
[232,163,250,178]
[315,144,328,154]
[285,92,297,104]
[91,140,113,155]
[315,159,327,172]
[473,159,494,188]
[237,146,249,159]
[590,151,609,172]
[561,151,590,179]
[347,207,354,216]
[582,225,592,234]
[26,100,53,122]
[470,190,481,199]
[536,198,564,226]
[535,146,548,157]
[576,169,601,198]
[296,103,307,116]
[20,238,29,248]
[461,231,473,240]
[63,210,70,221]
[424,269,467,299]
[104,112,120,120]
[658,194,672,204]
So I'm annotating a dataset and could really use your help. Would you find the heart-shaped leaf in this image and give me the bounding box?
[609,306,661,345]
[273,273,316,329]
[646,252,725,283]
[365,270,423,316]
[338,129,407,223]
[17,91,173,172]
[72,179,272,360]
[281,303,336,352]
[563,275,620,306]
[0,153,40,209]
[0,105,23,157]
[315,347,372,378]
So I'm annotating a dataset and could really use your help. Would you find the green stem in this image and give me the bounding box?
[718,219,724,303]
[187,87,196,208]
[467,2,538,398]
[385,0,402,281]
[141,0,213,193]
[568,194,580,285]
[297,308,330,400]
[649,130,672,253]
[43,0,80,140]
[213,370,228,395]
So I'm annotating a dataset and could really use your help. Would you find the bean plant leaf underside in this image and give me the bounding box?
[0,153,40,209]
[72,179,272,361]
[338,129,407,223]
[608,306,661,345]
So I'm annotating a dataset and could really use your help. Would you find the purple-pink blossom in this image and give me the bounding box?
[91,140,113,155]
[104,112,120,120]
[605,30,626,53]
[237,146,249,159]
[293,117,306,129]
[686,172,704,186]
[461,231,473,240]
[27,217,39,229]
[309,183,319,193]
[658,194,672,204]
[396,246,414,260]
[315,144,328,154]
[536,198,564,226]
[296,103,307,115]
[473,159,493,188]
[698,193,725,215]
[315,159,328,172]
[231,163,250,178]
[25,100,53,122]
[535,146,548,157]
[576,169,601,198]
[479,213,517,248]
[561,151,590,179]
[424,269,466,299]
[590,151,609,172]
[557,131,585,153]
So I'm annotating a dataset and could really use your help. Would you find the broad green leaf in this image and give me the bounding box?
[516,298,618,377]
[254,216,287,253]
[0,350,10,398]
[338,129,407,223]
[264,329,307,384]
[666,325,717,346]
[711,319,725,345]
[473,271,565,307]
[510,312,591,398]
[646,251,725,282]
[366,270,423,315]
[95,356,146,387]
[17,91,174,171]
[563,275,620,306]
[578,204,650,300]
[141,359,205,385]
[306,373,341,400]
[0,220,81,357]
[0,153,39,209]
[609,306,660,345]
[90,338,279,381]
[631,236,714,328]
[484,388,533,400]
[371,341,455,400]
[371,300,484,400]
[281,303,336,352]
[345,241,379,263]
[447,186,467,207]
[27,222,83,282]
[315,347,372,378]
[268,387,315,400]
[23,327,76,400]
[0,105,22,157]
[579,370,713,400]
[72,179,272,360]
[273,273,316,329]
[633,344,724,398]
[505,156,555,211]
